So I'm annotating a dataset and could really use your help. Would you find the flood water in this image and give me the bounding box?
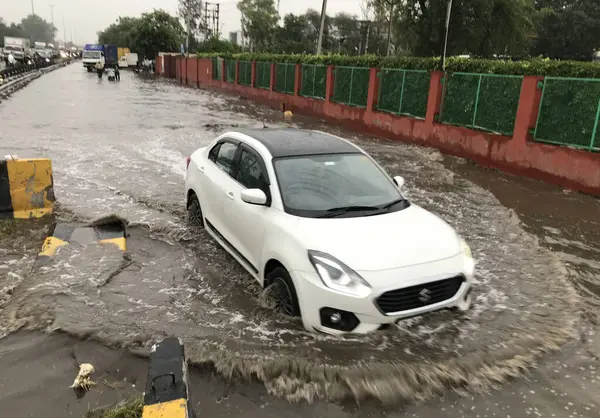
[0,64,598,405]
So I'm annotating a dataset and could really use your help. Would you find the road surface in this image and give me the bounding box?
[0,64,598,417]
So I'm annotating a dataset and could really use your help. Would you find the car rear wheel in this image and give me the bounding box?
[187,194,204,228]
[266,267,300,317]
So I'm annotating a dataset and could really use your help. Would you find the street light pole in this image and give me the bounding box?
[49,5,55,43]
[316,0,328,55]
[442,0,453,70]
[386,0,395,57]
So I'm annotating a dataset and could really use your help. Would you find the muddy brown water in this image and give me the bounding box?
[0,65,598,405]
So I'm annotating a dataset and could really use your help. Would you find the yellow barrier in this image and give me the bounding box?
[38,215,127,259]
[0,158,54,219]
[142,337,193,418]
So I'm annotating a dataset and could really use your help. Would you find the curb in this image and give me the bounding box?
[142,337,194,418]
[0,158,55,219]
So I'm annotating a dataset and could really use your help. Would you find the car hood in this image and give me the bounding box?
[294,205,461,271]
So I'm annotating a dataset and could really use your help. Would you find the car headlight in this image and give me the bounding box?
[308,250,371,297]
[461,238,472,259]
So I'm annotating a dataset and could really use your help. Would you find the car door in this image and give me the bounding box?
[221,145,271,275]
[200,139,240,236]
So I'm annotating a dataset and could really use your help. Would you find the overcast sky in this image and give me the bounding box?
[1,0,364,45]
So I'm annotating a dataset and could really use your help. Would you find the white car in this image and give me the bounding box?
[185,129,475,334]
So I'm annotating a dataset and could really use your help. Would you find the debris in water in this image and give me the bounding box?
[70,363,96,391]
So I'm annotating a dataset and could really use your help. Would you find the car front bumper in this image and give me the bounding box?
[291,253,475,335]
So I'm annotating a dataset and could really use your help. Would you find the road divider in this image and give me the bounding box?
[38,215,127,259]
[0,158,55,219]
[142,337,194,418]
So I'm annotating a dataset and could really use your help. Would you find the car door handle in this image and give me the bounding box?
[225,191,234,200]
[198,166,205,174]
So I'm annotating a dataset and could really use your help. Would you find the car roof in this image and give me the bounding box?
[233,128,361,158]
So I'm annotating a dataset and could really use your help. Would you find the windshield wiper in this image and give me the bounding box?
[318,205,381,218]
[379,198,409,211]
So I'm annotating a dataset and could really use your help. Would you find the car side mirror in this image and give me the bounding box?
[241,189,268,206]
[393,176,405,190]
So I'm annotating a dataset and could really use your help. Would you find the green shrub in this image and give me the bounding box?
[196,53,600,77]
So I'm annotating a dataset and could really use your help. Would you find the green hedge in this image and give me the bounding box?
[197,53,600,78]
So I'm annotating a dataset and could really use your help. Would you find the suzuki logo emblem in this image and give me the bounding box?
[418,288,432,303]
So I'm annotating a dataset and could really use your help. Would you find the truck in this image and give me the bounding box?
[118,47,130,60]
[82,43,117,71]
[3,37,30,63]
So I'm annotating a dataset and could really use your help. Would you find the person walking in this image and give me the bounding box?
[95,59,104,79]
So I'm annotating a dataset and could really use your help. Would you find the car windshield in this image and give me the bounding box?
[274,153,406,218]
[83,51,101,59]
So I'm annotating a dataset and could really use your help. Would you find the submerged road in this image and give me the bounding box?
[0,64,599,417]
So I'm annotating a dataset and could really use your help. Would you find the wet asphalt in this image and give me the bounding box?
[0,64,599,417]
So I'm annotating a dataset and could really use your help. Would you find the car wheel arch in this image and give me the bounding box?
[263,259,286,288]
[186,189,197,208]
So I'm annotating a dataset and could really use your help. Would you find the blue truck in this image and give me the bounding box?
[82,44,118,71]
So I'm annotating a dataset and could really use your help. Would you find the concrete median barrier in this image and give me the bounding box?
[38,215,127,259]
[0,158,55,219]
[142,337,194,418]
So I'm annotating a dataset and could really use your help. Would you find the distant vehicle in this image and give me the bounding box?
[118,52,139,69]
[127,52,138,67]
[593,50,600,62]
[82,44,105,72]
[118,47,130,60]
[184,129,475,334]
[3,37,30,62]
[34,41,48,58]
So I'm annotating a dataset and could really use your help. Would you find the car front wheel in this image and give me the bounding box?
[266,267,300,317]
[187,194,204,228]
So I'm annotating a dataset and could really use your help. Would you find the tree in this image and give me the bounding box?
[130,10,185,58]
[369,0,534,57]
[178,0,204,52]
[20,14,57,43]
[272,14,312,53]
[237,0,280,52]
[331,13,362,55]
[531,0,600,60]
[196,37,241,53]
[98,10,184,58]
[98,17,139,47]
[1,15,55,45]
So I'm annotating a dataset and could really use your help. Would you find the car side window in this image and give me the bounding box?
[208,143,221,162]
[214,142,238,174]
[235,148,269,192]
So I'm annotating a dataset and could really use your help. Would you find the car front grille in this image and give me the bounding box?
[376,275,465,314]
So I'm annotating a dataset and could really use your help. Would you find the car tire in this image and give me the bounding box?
[266,267,301,317]
[187,194,204,228]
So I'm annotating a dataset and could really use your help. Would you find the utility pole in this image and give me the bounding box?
[49,5,55,43]
[441,0,453,70]
[316,0,328,55]
[204,2,209,40]
[31,0,35,16]
[62,17,66,46]
[215,3,221,38]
